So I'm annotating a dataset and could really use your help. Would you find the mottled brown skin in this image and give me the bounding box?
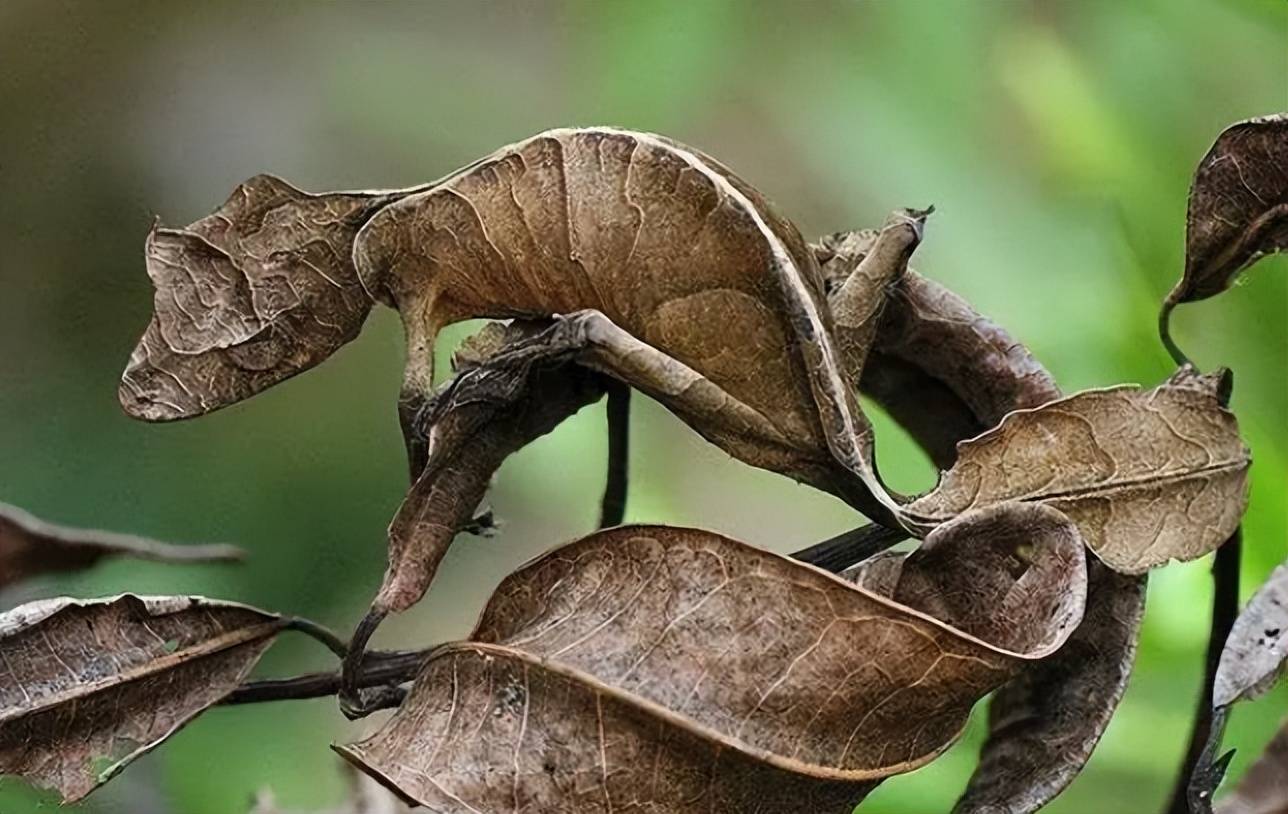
[119,127,927,527]
[352,128,920,521]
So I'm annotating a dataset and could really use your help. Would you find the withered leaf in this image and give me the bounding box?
[0,501,242,590]
[376,320,606,614]
[1215,559,1288,708]
[1165,113,1288,310]
[871,270,1061,431]
[339,509,1085,812]
[351,127,913,523]
[816,232,1060,469]
[1217,717,1288,814]
[1188,555,1288,814]
[0,594,286,802]
[815,246,1146,812]
[120,175,403,421]
[901,366,1250,574]
[953,563,1146,813]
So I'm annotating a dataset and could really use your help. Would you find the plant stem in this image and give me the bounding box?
[339,609,388,719]
[223,648,432,706]
[1165,527,1242,814]
[791,523,907,573]
[599,382,630,528]
[286,617,348,659]
[1159,300,1192,368]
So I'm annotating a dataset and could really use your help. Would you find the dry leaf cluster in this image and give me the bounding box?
[1,114,1285,812]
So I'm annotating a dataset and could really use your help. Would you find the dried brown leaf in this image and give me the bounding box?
[813,246,1147,812]
[953,563,1146,813]
[1215,560,1288,708]
[0,501,242,589]
[0,594,285,802]
[119,175,402,421]
[339,510,1085,812]
[1217,717,1288,814]
[1166,113,1288,308]
[902,367,1250,574]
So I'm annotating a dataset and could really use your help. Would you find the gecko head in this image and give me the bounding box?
[119,175,399,421]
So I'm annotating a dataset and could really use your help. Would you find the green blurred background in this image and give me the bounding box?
[1,1,1285,811]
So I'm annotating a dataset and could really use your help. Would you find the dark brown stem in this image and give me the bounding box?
[1159,300,1192,369]
[339,609,387,720]
[599,382,630,528]
[223,648,432,706]
[791,523,908,573]
[286,617,348,659]
[1166,527,1242,814]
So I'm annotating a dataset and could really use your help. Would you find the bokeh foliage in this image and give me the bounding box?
[0,1,1284,812]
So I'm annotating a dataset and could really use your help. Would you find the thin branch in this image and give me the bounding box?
[340,609,388,719]
[791,522,908,573]
[229,521,909,709]
[223,648,432,706]
[1166,527,1242,814]
[599,382,630,528]
[286,617,348,659]
[1159,300,1192,369]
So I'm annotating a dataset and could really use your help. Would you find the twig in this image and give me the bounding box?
[223,648,432,706]
[1159,300,1192,369]
[286,617,349,659]
[340,610,388,719]
[791,523,908,573]
[599,382,630,528]
[1166,527,1242,814]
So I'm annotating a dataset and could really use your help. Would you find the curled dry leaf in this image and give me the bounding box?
[1164,114,1288,310]
[812,247,1147,813]
[953,564,1146,813]
[339,510,1086,812]
[1216,717,1288,814]
[901,366,1249,574]
[377,320,606,614]
[0,501,242,590]
[1215,559,1288,708]
[0,594,286,802]
[119,174,403,421]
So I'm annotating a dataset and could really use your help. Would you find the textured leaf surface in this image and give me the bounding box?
[0,594,285,801]
[818,251,1147,813]
[120,175,401,421]
[340,513,1085,812]
[1215,560,1288,707]
[0,501,241,590]
[1166,113,1288,307]
[903,368,1249,574]
[954,563,1145,813]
